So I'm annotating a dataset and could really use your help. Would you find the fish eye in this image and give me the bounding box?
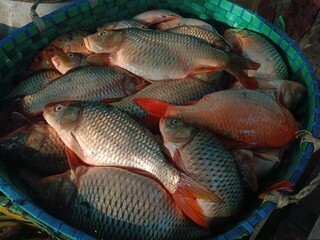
[67,53,74,58]
[169,119,182,127]
[54,105,63,112]
[97,31,106,37]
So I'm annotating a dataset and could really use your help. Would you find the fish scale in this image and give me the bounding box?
[44,101,223,228]
[8,70,62,98]
[111,75,222,118]
[0,122,69,176]
[40,167,209,240]
[160,118,243,222]
[167,26,232,52]
[224,28,289,79]
[85,28,259,89]
[20,66,143,115]
[65,103,179,192]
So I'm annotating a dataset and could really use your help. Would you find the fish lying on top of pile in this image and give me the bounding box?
[0,8,307,240]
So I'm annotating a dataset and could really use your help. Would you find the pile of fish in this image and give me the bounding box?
[0,8,307,240]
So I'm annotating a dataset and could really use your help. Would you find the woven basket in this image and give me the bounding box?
[0,0,319,239]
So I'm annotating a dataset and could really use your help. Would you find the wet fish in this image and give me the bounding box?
[156,18,214,31]
[51,53,90,74]
[224,28,289,79]
[28,166,211,239]
[132,9,182,26]
[160,117,244,225]
[97,19,147,32]
[110,72,224,131]
[84,28,260,89]
[43,101,221,228]
[231,148,283,178]
[50,30,91,54]
[167,26,232,52]
[230,78,306,109]
[11,66,147,116]
[8,70,62,98]
[135,89,300,148]
[28,45,64,72]
[0,122,69,177]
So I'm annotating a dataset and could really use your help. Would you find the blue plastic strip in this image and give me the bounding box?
[1,1,320,240]
[0,176,94,239]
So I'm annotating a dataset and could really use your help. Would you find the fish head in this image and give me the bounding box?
[51,53,85,74]
[83,30,125,53]
[159,117,196,147]
[43,102,82,132]
[28,45,64,72]
[280,82,306,109]
[35,171,77,211]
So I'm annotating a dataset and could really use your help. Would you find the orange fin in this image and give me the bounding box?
[86,53,111,66]
[65,146,86,169]
[134,98,172,118]
[171,172,222,228]
[259,180,295,199]
[191,67,219,75]
[172,150,187,172]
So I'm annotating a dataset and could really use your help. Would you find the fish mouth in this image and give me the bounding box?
[83,37,91,52]
[51,56,60,68]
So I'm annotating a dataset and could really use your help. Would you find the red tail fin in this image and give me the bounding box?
[259,180,294,199]
[134,98,172,118]
[171,172,222,228]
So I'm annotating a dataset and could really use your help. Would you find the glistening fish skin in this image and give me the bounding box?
[135,89,300,148]
[43,101,222,228]
[20,66,146,116]
[32,167,210,240]
[8,70,62,98]
[160,118,243,225]
[156,18,214,31]
[230,78,306,109]
[0,122,69,177]
[111,72,223,118]
[167,26,232,52]
[50,30,91,54]
[132,9,182,26]
[97,19,147,32]
[51,53,90,74]
[224,28,289,79]
[84,28,260,89]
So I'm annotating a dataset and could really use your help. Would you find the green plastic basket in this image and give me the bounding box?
[0,0,319,239]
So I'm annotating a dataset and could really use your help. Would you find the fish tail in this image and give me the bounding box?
[258,180,294,199]
[171,172,222,228]
[134,98,172,118]
[226,54,260,90]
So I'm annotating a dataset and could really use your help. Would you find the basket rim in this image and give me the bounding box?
[0,0,319,239]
